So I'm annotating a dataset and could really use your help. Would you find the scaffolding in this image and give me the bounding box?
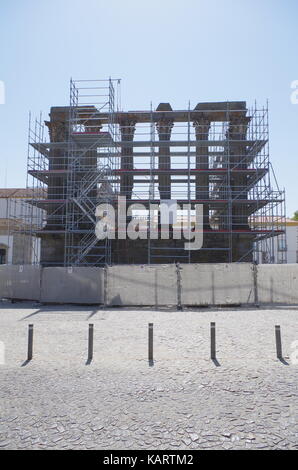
[6,115,46,265]
[13,79,121,266]
[64,78,120,266]
[9,80,286,266]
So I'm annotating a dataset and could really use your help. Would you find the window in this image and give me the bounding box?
[0,248,6,264]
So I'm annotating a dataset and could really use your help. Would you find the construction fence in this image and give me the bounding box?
[0,263,298,306]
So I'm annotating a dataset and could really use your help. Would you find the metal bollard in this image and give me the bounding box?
[88,324,94,362]
[27,324,34,361]
[275,325,282,359]
[210,322,216,360]
[148,323,153,364]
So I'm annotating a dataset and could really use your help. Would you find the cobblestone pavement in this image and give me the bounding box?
[0,301,297,450]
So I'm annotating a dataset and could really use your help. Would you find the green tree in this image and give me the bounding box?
[292,211,298,221]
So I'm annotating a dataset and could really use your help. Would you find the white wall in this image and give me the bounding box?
[264,224,298,264]
[286,225,298,263]
[0,199,9,218]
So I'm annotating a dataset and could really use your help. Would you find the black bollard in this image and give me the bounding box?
[88,324,94,362]
[210,322,216,360]
[148,323,153,364]
[27,324,34,361]
[275,325,282,359]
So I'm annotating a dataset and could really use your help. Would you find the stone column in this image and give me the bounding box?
[228,116,250,230]
[41,108,70,265]
[119,119,136,200]
[193,117,210,229]
[156,118,173,200]
[81,108,102,179]
[45,111,69,226]
[79,111,102,206]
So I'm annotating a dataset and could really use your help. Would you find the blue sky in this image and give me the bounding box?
[0,0,297,216]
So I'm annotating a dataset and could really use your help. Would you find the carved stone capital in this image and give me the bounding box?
[228,116,250,138]
[45,120,67,142]
[119,119,136,140]
[193,117,210,139]
[156,119,174,139]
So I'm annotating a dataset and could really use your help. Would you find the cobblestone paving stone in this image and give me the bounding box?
[0,301,297,450]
